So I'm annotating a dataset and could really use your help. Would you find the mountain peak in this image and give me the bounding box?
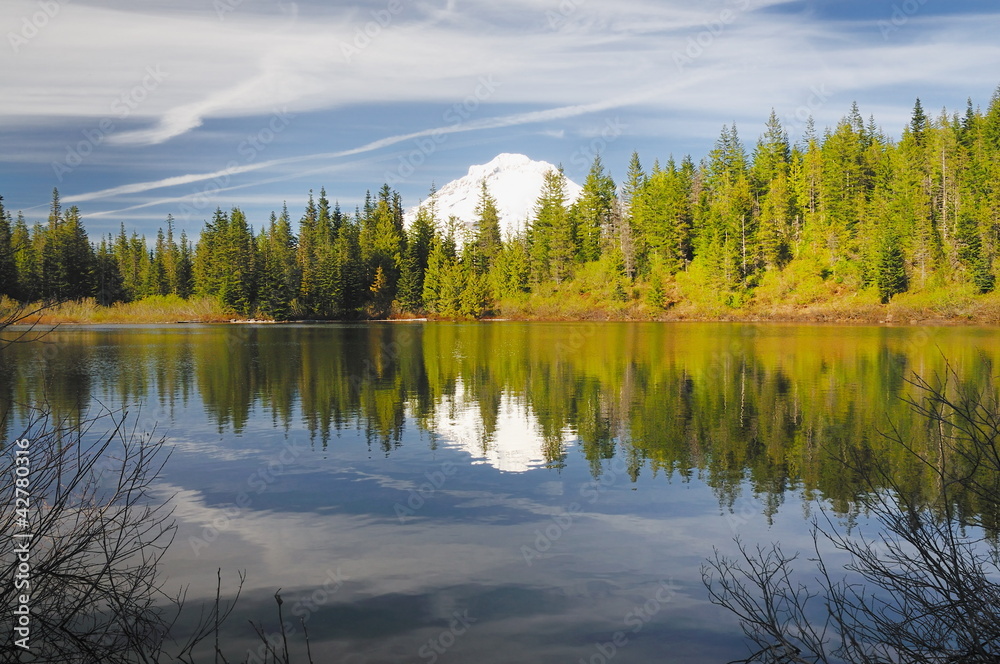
[406,154,582,239]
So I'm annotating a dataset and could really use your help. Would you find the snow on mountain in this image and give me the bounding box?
[418,377,576,473]
[404,153,583,240]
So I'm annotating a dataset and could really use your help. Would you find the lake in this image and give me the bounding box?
[2,322,997,663]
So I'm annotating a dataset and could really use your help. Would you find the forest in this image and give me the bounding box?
[1,89,999,321]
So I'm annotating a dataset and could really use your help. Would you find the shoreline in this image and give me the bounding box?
[10,310,1000,328]
[7,292,1000,328]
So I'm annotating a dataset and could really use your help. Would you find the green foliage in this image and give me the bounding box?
[572,155,616,263]
[397,203,436,312]
[257,209,298,320]
[470,180,502,273]
[875,233,908,303]
[529,168,574,284]
[0,197,15,299]
[5,90,1000,319]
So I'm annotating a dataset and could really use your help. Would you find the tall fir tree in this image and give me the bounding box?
[573,155,616,263]
[0,197,15,298]
[529,168,573,284]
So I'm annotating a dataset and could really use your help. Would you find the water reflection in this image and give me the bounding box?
[4,323,998,503]
[3,322,1000,662]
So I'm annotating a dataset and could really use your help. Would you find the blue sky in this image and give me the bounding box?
[1,0,998,239]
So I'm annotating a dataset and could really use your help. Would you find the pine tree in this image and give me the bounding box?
[471,180,502,273]
[297,192,320,315]
[758,171,795,269]
[194,209,226,298]
[875,232,908,303]
[490,236,530,301]
[573,155,616,263]
[360,189,404,316]
[162,215,181,296]
[956,209,995,293]
[633,157,693,275]
[176,230,194,298]
[422,225,457,315]
[258,210,298,319]
[752,110,791,194]
[149,228,169,296]
[93,238,125,305]
[529,168,573,283]
[40,198,93,301]
[219,207,256,315]
[621,151,646,212]
[697,126,754,294]
[0,197,15,299]
[12,214,38,301]
[910,98,928,147]
[397,203,436,312]
[818,110,871,267]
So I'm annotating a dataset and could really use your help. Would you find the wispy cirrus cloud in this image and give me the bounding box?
[3,0,999,233]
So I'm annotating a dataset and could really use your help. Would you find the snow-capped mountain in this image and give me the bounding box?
[405,153,583,239]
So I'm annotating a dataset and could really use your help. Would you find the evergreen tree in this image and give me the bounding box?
[621,151,646,211]
[11,214,38,301]
[490,236,530,302]
[397,202,436,312]
[632,157,693,275]
[360,188,404,317]
[529,168,573,283]
[471,180,502,273]
[218,207,256,315]
[176,230,194,298]
[573,155,616,263]
[874,232,908,303]
[297,192,320,315]
[697,125,754,295]
[0,197,15,299]
[149,228,169,296]
[93,238,125,305]
[752,110,791,193]
[956,209,995,293]
[910,98,928,147]
[258,209,298,319]
[422,226,457,315]
[39,194,93,301]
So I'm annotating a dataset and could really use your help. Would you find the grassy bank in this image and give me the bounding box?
[7,289,1000,326]
[3,295,231,324]
[488,277,1000,325]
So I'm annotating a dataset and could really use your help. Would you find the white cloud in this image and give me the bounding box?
[5,1,997,146]
[5,0,1000,222]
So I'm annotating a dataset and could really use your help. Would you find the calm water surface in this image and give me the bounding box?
[3,322,999,663]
